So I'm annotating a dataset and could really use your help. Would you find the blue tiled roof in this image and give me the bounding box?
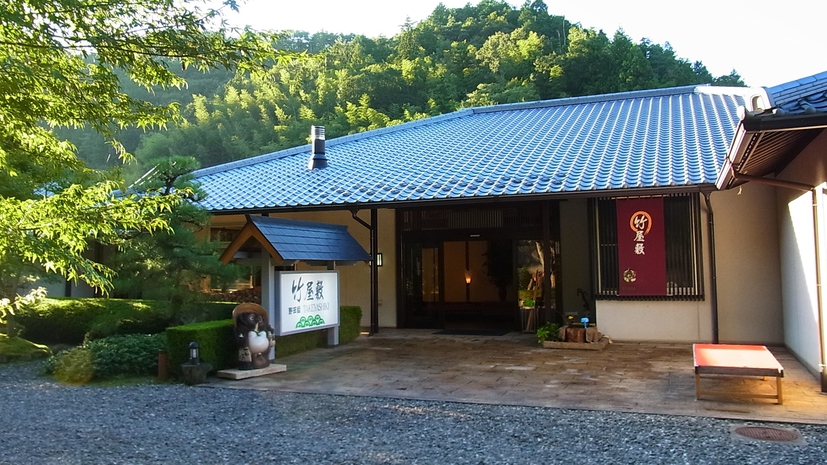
[193,85,758,212]
[250,216,370,262]
[768,70,827,114]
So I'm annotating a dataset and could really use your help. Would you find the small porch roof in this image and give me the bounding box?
[219,215,371,266]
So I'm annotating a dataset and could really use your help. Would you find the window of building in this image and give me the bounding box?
[209,228,240,243]
[591,194,704,300]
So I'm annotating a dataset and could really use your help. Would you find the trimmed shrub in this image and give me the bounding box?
[177,301,237,324]
[17,298,175,343]
[15,298,236,344]
[85,304,174,340]
[85,333,169,378]
[52,348,95,384]
[44,333,168,382]
[166,319,236,374]
[17,298,108,343]
[339,306,362,344]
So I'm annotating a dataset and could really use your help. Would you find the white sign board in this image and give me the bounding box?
[276,270,339,336]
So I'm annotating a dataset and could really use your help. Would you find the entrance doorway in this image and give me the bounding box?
[398,203,561,331]
[401,240,513,330]
[399,242,443,328]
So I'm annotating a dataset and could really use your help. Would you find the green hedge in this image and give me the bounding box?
[165,306,363,374]
[15,298,237,344]
[177,301,238,324]
[43,333,168,382]
[166,319,236,375]
[339,306,362,343]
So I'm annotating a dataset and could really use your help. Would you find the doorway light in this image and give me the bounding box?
[376,253,383,267]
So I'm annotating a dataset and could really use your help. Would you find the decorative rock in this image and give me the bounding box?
[586,327,603,343]
[180,362,212,385]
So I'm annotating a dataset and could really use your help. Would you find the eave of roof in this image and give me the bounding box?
[717,71,827,190]
[192,84,763,213]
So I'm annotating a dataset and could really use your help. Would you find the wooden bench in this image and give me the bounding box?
[693,344,784,404]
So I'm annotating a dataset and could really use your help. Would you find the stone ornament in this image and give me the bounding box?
[232,303,276,370]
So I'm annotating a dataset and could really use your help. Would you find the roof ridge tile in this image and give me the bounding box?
[472,85,702,114]
[193,109,474,178]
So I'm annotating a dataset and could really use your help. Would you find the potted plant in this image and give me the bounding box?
[536,322,560,344]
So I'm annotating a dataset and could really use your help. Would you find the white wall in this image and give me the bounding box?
[712,183,784,344]
[597,300,713,342]
[775,130,827,375]
[778,189,821,373]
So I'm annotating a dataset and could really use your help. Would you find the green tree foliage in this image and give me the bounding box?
[0,0,289,300]
[713,69,746,87]
[113,157,242,310]
[62,0,745,176]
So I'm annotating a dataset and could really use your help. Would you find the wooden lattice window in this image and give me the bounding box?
[592,194,704,300]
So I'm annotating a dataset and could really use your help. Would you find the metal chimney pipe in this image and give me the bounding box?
[309,125,328,170]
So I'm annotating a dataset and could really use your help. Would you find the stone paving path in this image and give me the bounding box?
[207,330,827,425]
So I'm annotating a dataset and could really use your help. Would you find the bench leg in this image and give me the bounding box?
[695,373,701,400]
[776,377,783,405]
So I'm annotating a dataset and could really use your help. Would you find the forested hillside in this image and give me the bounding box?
[60,0,743,178]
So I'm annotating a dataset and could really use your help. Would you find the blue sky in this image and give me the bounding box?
[226,0,826,88]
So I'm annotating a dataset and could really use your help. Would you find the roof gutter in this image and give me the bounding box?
[351,209,380,336]
[742,113,827,133]
[205,185,716,216]
[703,192,719,344]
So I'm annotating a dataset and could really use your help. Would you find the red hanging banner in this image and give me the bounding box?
[616,198,667,296]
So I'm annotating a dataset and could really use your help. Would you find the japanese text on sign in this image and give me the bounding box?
[290,277,326,302]
[630,210,652,255]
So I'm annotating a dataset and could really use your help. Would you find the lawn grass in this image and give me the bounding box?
[0,334,52,363]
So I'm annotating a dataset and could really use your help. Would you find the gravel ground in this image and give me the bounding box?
[1,361,826,465]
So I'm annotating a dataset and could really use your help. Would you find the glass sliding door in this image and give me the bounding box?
[515,239,562,330]
[401,242,443,328]
[397,201,564,330]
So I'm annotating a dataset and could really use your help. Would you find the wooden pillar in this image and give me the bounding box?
[261,254,277,360]
[542,201,552,323]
